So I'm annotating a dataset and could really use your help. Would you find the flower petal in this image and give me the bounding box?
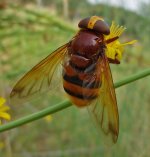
[0,112,11,120]
[104,22,137,62]
[0,97,6,107]
[120,40,137,46]
[105,21,126,40]
[0,105,10,112]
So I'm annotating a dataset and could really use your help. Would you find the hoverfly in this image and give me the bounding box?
[10,16,136,143]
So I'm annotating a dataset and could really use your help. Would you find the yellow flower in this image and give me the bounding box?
[44,115,52,123]
[0,97,11,124]
[105,21,137,63]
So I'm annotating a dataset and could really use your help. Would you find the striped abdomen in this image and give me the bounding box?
[63,54,101,107]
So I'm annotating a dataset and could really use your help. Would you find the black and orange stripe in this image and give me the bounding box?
[63,62,101,107]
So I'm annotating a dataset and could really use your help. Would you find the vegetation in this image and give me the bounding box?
[0,2,150,157]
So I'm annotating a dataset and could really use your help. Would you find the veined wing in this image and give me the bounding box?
[10,43,69,102]
[87,53,119,143]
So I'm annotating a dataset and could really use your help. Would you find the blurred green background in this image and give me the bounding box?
[0,0,150,157]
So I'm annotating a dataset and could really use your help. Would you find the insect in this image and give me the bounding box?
[10,16,136,143]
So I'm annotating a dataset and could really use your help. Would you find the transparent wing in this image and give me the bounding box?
[10,43,69,102]
[87,53,119,143]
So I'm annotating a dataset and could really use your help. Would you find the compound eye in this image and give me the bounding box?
[78,16,110,35]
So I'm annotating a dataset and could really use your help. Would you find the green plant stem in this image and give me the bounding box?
[114,68,150,88]
[0,68,149,133]
[0,100,72,132]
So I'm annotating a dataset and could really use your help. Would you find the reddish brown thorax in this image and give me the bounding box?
[68,16,110,68]
[70,30,104,59]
